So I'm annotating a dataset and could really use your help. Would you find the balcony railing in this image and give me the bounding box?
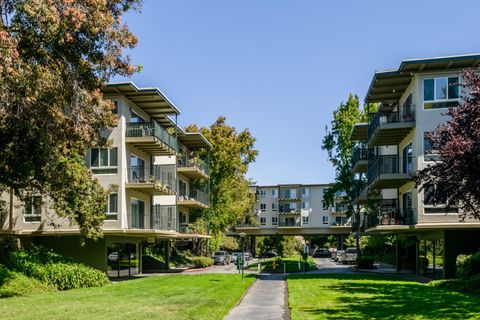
[126,165,176,190]
[150,205,176,231]
[278,221,301,227]
[178,155,210,175]
[179,187,210,206]
[351,147,372,166]
[367,155,403,184]
[366,207,416,228]
[179,223,208,235]
[279,206,300,214]
[368,104,415,141]
[126,121,177,151]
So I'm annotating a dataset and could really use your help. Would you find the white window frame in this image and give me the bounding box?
[260,203,266,211]
[272,189,277,198]
[423,131,440,162]
[105,193,118,220]
[23,196,42,223]
[423,77,460,110]
[302,216,309,225]
[260,190,267,198]
[322,216,329,224]
[90,147,118,175]
[272,217,278,225]
[260,217,267,225]
[271,203,277,211]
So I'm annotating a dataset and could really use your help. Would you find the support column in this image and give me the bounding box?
[165,240,171,271]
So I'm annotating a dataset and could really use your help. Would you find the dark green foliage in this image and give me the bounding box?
[0,265,55,297]
[429,275,480,295]
[190,256,214,268]
[356,256,375,269]
[6,245,109,290]
[456,252,480,278]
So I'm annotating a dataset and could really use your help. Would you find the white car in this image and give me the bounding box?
[340,247,357,264]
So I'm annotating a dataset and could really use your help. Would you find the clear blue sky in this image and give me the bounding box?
[116,0,480,185]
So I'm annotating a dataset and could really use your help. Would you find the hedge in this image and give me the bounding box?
[190,256,214,268]
[429,275,480,295]
[0,265,54,298]
[356,256,375,269]
[456,252,480,278]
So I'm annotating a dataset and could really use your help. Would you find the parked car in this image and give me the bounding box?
[262,250,278,258]
[334,250,345,262]
[244,252,252,261]
[313,248,331,258]
[340,247,357,264]
[231,252,242,263]
[213,251,231,265]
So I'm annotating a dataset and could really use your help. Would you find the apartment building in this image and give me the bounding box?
[1,82,211,277]
[350,54,480,278]
[235,184,351,236]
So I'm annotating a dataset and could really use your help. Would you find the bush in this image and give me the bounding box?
[7,245,109,290]
[356,256,375,269]
[456,252,480,278]
[0,265,54,297]
[190,256,214,268]
[429,275,480,295]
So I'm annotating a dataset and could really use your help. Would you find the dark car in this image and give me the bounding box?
[314,248,331,258]
[262,250,278,258]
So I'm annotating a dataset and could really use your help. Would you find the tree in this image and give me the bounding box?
[321,94,376,213]
[186,117,258,245]
[0,0,141,239]
[415,68,480,220]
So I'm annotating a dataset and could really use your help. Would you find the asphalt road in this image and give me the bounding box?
[311,257,355,274]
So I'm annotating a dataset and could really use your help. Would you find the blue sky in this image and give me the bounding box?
[117,0,480,185]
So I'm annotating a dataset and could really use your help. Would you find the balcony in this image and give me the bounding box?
[367,105,415,146]
[279,206,300,215]
[278,221,302,227]
[351,147,372,173]
[125,165,176,195]
[367,155,413,189]
[125,122,177,155]
[178,223,209,235]
[365,207,416,230]
[178,188,210,209]
[126,210,179,233]
[177,155,209,179]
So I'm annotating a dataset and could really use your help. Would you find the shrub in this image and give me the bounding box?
[429,275,480,295]
[356,256,375,269]
[456,252,480,278]
[190,256,214,268]
[0,265,54,297]
[31,263,109,290]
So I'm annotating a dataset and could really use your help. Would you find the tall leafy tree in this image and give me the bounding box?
[416,68,480,220]
[321,94,376,213]
[0,0,141,239]
[186,117,258,245]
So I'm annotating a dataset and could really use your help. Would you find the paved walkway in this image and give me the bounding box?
[224,274,290,320]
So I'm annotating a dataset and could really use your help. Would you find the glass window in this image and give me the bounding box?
[302,216,309,224]
[448,77,460,99]
[424,79,434,101]
[322,201,328,210]
[24,196,42,222]
[272,217,278,225]
[424,132,440,161]
[322,216,328,224]
[90,148,118,174]
[260,203,266,211]
[271,203,277,211]
[110,149,118,167]
[90,149,99,167]
[435,77,447,100]
[402,143,413,173]
[260,217,266,225]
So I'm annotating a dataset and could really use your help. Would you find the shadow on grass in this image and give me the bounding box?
[288,274,480,320]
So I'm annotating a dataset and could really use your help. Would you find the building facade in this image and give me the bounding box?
[350,54,480,278]
[1,82,211,277]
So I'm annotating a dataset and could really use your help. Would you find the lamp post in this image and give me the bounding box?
[239,232,247,283]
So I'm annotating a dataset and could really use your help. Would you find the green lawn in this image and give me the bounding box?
[0,274,255,320]
[248,255,317,273]
[288,273,480,320]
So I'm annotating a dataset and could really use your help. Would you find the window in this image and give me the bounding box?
[272,203,277,211]
[423,77,460,109]
[271,189,277,198]
[179,180,187,198]
[272,217,278,225]
[322,216,329,224]
[130,111,145,123]
[423,184,458,214]
[302,216,309,224]
[301,202,309,209]
[130,198,145,228]
[283,189,291,199]
[260,217,266,225]
[105,193,118,220]
[301,188,309,197]
[322,201,329,210]
[402,143,413,173]
[180,212,188,224]
[90,148,118,174]
[112,100,119,115]
[260,203,266,211]
[24,196,42,222]
[424,132,440,161]
[260,190,267,198]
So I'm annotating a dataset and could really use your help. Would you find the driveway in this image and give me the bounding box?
[310,257,354,274]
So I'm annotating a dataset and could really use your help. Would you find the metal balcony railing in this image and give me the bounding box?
[278,221,301,227]
[351,147,373,167]
[126,121,177,151]
[368,104,415,141]
[126,165,176,190]
[150,205,176,230]
[367,155,401,184]
[189,188,210,206]
[366,207,416,228]
[178,154,210,175]
[279,206,300,213]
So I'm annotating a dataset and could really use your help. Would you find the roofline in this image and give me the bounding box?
[177,126,213,149]
[105,82,181,115]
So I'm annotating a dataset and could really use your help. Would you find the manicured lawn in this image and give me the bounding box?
[248,255,317,273]
[0,274,255,320]
[288,273,480,320]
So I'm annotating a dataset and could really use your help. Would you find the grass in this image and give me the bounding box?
[248,255,317,273]
[0,274,255,320]
[288,273,480,320]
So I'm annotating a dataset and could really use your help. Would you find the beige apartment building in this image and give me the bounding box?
[235,184,351,238]
[1,82,211,277]
[350,54,480,278]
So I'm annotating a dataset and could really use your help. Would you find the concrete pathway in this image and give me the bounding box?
[224,274,290,320]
